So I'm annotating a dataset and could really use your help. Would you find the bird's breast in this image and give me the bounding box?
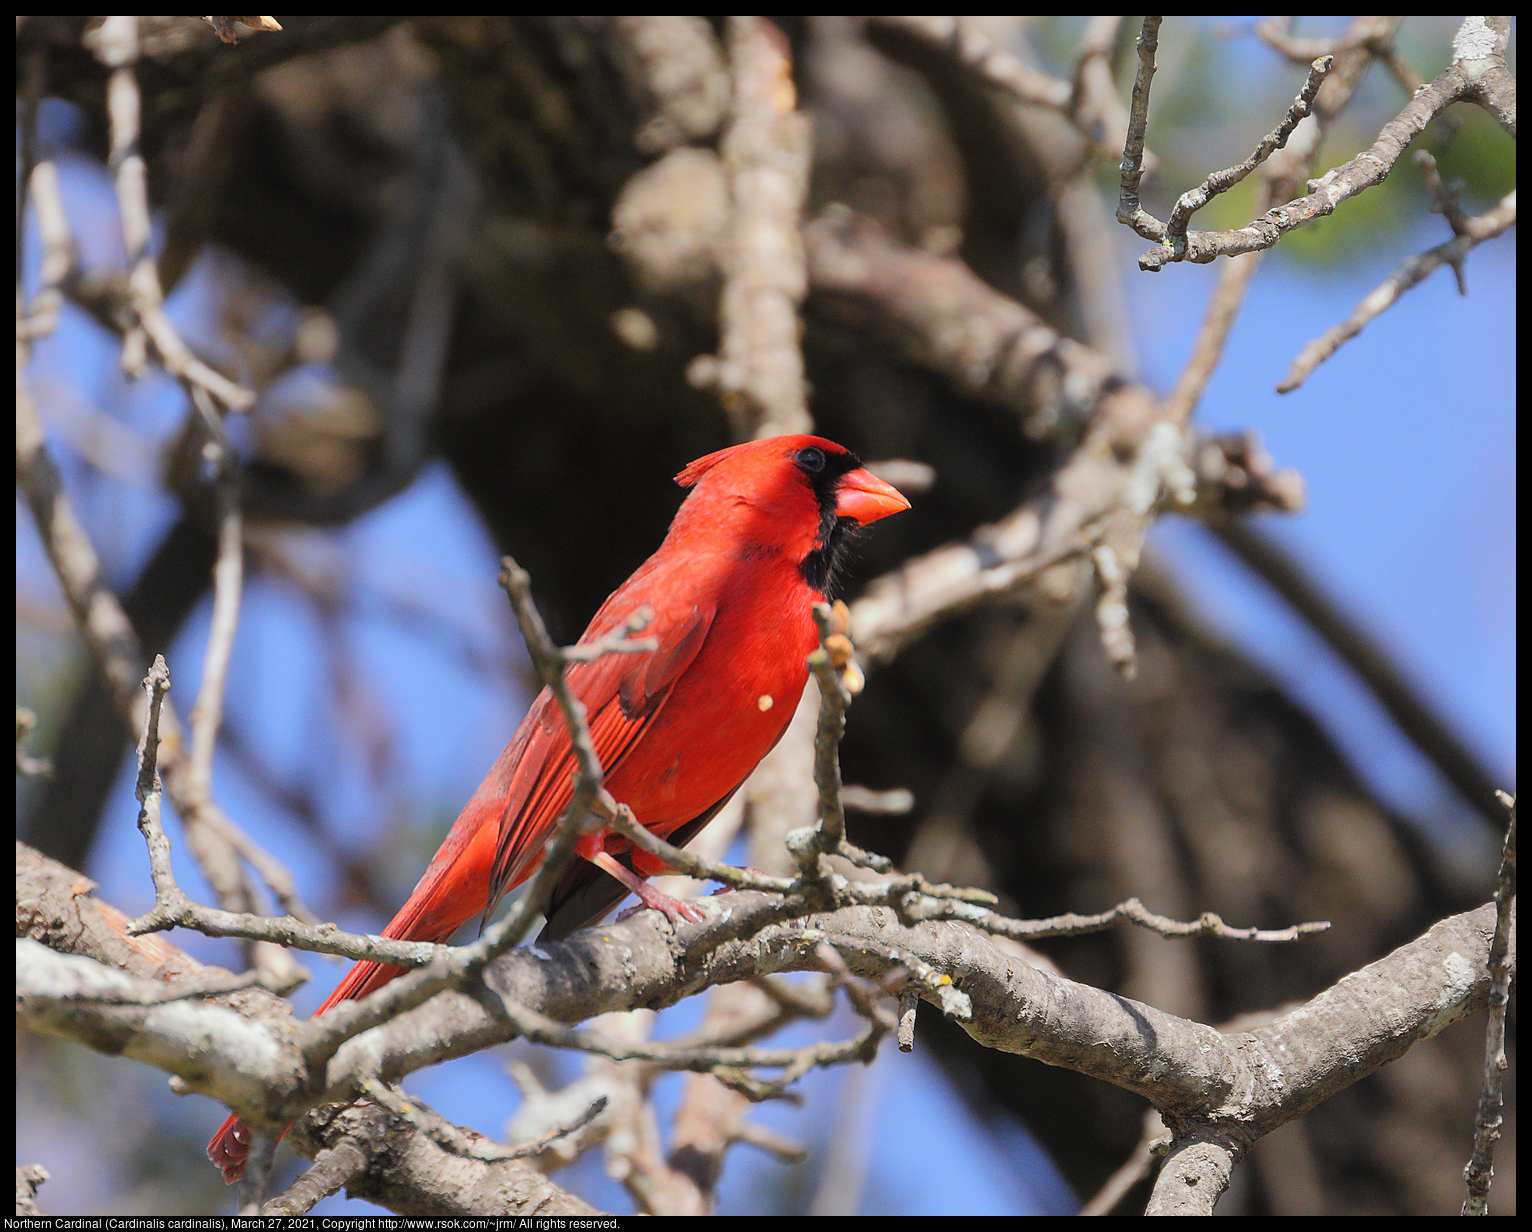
[605,571,818,831]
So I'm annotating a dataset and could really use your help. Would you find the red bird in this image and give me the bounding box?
[208,434,908,1181]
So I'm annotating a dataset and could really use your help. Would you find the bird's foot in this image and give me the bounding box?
[614,880,708,928]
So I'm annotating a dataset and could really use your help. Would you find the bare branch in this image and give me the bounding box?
[870,15,1141,167]
[1122,16,1515,270]
[358,1076,606,1165]
[1279,190,1516,392]
[18,19,313,975]
[808,208,1116,440]
[872,17,1072,112]
[1146,1135,1238,1216]
[480,556,629,944]
[696,15,812,438]
[19,897,1505,1180]
[1462,792,1516,1215]
[1162,55,1333,244]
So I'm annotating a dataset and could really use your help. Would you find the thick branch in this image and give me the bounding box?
[22,892,1503,1167]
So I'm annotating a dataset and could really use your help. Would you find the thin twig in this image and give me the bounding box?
[16,43,46,291]
[1160,250,1265,427]
[20,159,74,340]
[132,655,173,867]
[1462,791,1516,1215]
[1161,55,1333,244]
[288,556,661,1072]
[805,604,854,859]
[261,1134,370,1216]
[478,557,636,944]
[1123,17,1514,269]
[896,985,918,1053]
[20,14,314,980]
[840,786,914,815]
[872,17,1072,111]
[1278,190,1515,392]
[359,1076,607,1164]
[906,893,1329,945]
[1115,16,1162,241]
[490,991,886,1102]
[186,387,244,798]
[93,15,254,410]
[235,1128,278,1216]
[601,803,794,897]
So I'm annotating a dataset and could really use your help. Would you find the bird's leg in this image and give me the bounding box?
[576,833,707,926]
[628,844,680,878]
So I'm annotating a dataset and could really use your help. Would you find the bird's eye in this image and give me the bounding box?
[796,447,826,473]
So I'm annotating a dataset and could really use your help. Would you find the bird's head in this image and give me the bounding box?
[674,435,909,595]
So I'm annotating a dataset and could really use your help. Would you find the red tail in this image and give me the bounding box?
[206,949,419,1181]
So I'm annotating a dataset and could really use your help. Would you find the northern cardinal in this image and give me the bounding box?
[208,434,908,1181]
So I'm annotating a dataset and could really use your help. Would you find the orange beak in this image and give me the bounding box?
[834,467,911,525]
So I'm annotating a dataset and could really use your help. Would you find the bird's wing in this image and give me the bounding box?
[484,597,716,909]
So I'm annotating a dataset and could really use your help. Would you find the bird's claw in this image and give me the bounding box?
[615,883,708,928]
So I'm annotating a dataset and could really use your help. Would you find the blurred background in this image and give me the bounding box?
[16,16,1514,1216]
